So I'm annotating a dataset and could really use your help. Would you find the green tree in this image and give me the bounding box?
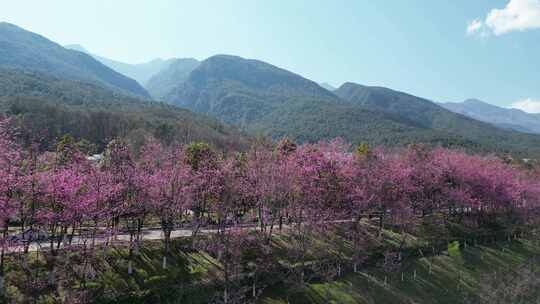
[185,142,215,171]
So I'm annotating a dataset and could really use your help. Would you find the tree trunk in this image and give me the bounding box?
[128,234,134,275]
[0,274,4,297]
[71,224,78,246]
[48,269,56,286]
[163,230,171,270]
[258,206,264,232]
[56,226,67,250]
[0,230,4,296]
[128,260,133,275]
[0,225,5,293]
[378,210,385,237]
[47,252,57,287]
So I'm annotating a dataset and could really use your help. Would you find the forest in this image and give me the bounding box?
[1,117,539,303]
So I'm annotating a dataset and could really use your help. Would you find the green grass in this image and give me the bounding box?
[3,225,540,304]
[3,238,219,304]
[259,238,540,304]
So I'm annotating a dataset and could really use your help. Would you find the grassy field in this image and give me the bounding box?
[3,238,219,303]
[261,238,540,304]
[3,226,540,303]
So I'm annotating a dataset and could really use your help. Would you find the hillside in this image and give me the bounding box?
[164,55,449,146]
[440,98,540,134]
[261,237,540,304]
[334,82,540,156]
[145,57,200,100]
[165,54,339,108]
[164,55,540,157]
[0,68,249,151]
[0,23,150,98]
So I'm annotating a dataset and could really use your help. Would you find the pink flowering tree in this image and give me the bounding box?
[140,141,193,269]
[195,156,252,304]
[38,163,86,287]
[102,139,145,274]
[185,143,222,244]
[244,146,297,242]
[0,118,25,296]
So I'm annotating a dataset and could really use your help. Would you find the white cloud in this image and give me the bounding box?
[510,98,540,113]
[466,19,484,35]
[467,0,540,36]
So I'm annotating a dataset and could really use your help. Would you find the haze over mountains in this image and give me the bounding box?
[440,99,540,135]
[319,82,336,91]
[2,22,540,157]
[145,58,200,100]
[65,44,179,88]
[65,44,201,100]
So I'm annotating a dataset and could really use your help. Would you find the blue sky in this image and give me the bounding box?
[2,0,540,111]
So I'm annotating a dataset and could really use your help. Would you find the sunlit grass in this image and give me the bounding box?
[260,238,540,304]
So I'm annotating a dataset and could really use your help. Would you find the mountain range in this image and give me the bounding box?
[0,22,149,98]
[65,44,200,100]
[160,54,540,156]
[2,22,540,157]
[440,99,540,134]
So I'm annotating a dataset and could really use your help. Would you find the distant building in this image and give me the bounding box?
[87,154,103,162]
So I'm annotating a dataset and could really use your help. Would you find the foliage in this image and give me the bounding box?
[0,68,251,152]
[1,120,540,303]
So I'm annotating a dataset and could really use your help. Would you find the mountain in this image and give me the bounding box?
[335,82,464,129]
[0,67,249,151]
[440,99,540,134]
[64,44,175,87]
[334,82,540,156]
[164,54,344,126]
[319,82,336,91]
[0,23,149,98]
[145,58,200,100]
[163,55,540,156]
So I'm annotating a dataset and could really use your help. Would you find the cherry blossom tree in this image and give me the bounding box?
[140,141,193,269]
[0,118,24,296]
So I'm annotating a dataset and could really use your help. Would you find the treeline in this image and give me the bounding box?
[4,96,248,153]
[1,117,540,303]
[0,68,251,153]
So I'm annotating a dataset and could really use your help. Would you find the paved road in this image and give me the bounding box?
[5,219,353,253]
[5,227,219,253]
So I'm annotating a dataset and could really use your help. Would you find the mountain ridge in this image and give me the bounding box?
[162,54,540,157]
[440,98,540,134]
[0,22,150,98]
[64,44,176,86]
